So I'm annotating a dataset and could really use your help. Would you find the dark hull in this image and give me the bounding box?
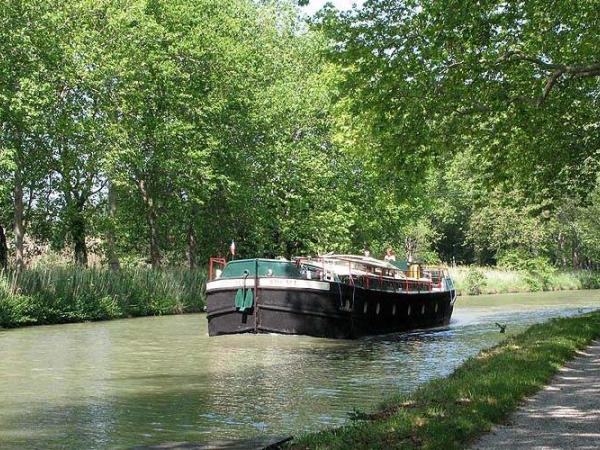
[207,280,455,339]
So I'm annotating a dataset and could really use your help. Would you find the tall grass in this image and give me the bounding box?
[450,266,600,296]
[0,267,206,328]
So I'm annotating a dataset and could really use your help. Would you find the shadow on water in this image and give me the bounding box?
[0,290,598,448]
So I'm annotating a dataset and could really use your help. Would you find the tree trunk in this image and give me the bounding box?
[138,179,161,269]
[557,232,566,268]
[148,210,161,269]
[404,236,416,263]
[571,236,580,269]
[71,212,88,266]
[14,168,25,271]
[0,225,7,272]
[187,220,197,270]
[64,188,88,267]
[106,182,121,271]
[186,203,200,270]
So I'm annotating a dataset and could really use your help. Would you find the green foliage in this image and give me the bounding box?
[316,0,600,268]
[578,175,600,263]
[497,250,557,291]
[451,265,600,295]
[320,1,600,197]
[574,271,600,290]
[496,249,531,271]
[521,258,557,292]
[451,266,526,295]
[0,277,32,326]
[463,268,487,295]
[289,311,600,450]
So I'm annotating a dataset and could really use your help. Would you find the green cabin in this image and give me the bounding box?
[220,259,302,279]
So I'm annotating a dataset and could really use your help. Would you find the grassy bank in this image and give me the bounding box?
[450,266,600,296]
[0,268,206,328]
[289,310,600,450]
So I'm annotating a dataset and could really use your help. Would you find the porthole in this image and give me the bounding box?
[363,302,368,314]
[376,303,380,315]
[392,305,397,316]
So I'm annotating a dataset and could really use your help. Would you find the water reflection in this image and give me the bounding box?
[0,290,598,448]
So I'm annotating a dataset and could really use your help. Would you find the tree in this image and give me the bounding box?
[0,0,65,269]
[102,0,231,268]
[318,0,600,200]
[578,176,600,266]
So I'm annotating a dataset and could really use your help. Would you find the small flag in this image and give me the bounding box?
[230,240,236,257]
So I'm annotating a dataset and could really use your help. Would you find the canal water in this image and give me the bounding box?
[0,290,599,449]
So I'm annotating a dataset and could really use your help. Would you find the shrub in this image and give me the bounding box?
[498,250,556,291]
[521,257,556,291]
[497,249,530,271]
[576,271,600,290]
[464,268,487,295]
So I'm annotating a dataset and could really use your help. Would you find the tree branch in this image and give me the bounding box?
[539,69,564,106]
[500,51,600,105]
[500,50,563,71]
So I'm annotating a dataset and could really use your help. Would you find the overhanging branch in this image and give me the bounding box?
[500,51,600,105]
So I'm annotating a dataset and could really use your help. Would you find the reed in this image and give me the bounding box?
[450,266,600,296]
[0,267,206,328]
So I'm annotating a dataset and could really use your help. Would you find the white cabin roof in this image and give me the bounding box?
[302,254,407,279]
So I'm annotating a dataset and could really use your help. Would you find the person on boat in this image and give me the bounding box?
[363,245,371,257]
[384,247,396,262]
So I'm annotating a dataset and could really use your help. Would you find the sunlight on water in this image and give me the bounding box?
[0,290,598,448]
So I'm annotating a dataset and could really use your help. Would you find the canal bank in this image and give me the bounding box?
[287,309,600,450]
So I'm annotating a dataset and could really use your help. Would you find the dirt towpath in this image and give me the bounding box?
[472,340,600,450]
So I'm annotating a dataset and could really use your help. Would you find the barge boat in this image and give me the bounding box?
[206,255,456,339]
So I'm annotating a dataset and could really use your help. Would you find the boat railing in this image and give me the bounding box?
[344,274,433,293]
[296,256,452,293]
[423,266,454,290]
[208,257,227,280]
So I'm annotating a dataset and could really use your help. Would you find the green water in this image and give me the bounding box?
[1,290,599,449]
